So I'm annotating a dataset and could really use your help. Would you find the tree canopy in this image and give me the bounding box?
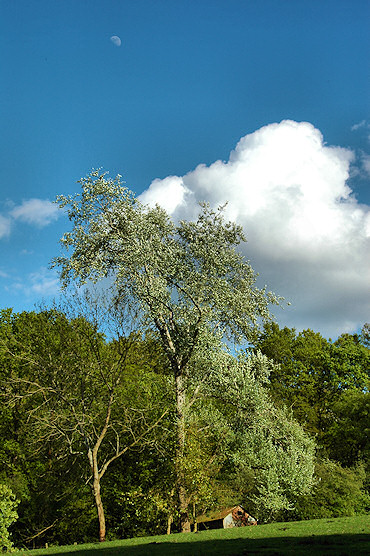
[53,170,280,347]
[53,170,281,532]
[1,304,169,543]
[254,323,369,438]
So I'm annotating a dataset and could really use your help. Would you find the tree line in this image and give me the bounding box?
[1,171,368,550]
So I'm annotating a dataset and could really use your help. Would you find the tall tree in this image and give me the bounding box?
[1,306,168,543]
[53,170,280,531]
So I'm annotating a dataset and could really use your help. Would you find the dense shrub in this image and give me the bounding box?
[0,484,19,552]
[290,460,369,520]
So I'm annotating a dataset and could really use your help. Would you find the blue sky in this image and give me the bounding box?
[1,0,369,338]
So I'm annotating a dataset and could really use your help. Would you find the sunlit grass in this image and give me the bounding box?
[15,515,370,556]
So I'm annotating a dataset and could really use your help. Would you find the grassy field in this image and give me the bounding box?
[15,515,370,556]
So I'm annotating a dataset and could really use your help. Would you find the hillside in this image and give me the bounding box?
[15,516,370,556]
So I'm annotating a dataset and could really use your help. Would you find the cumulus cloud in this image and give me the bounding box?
[141,175,191,214]
[140,120,370,338]
[10,199,60,227]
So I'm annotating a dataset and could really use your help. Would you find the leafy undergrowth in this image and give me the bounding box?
[15,515,370,556]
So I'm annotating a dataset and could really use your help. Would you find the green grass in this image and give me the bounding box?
[15,515,370,556]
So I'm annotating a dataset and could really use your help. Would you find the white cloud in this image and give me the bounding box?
[28,268,60,296]
[140,120,370,338]
[0,215,11,238]
[351,120,367,132]
[10,199,60,227]
[7,267,60,298]
[351,120,370,145]
[140,175,191,214]
[362,153,370,176]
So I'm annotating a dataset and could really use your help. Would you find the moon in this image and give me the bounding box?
[110,35,122,47]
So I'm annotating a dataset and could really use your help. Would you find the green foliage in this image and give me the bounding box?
[361,323,370,347]
[323,389,369,467]
[4,169,366,542]
[254,323,370,519]
[0,484,19,551]
[1,303,365,543]
[0,305,171,545]
[211,352,315,521]
[2,308,122,458]
[53,170,282,532]
[53,170,280,353]
[53,488,98,545]
[100,439,175,540]
[255,323,369,442]
[291,460,370,520]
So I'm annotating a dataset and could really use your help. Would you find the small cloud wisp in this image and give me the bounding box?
[10,199,60,227]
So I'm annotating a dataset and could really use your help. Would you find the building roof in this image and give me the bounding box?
[195,505,245,524]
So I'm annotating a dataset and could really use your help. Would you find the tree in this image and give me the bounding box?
[53,170,280,531]
[253,322,370,518]
[207,351,316,522]
[1,305,168,543]
[323,389,369,468]
[254,323,369,439]
[361,323,370,348]
[0,484,19,552]
[0,309,31,503]
[291,460,370,520]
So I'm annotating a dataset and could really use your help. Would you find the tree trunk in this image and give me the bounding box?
[91,451,106,542]
[178,484,191,533]
[166,515,173,535]
[94,476,106,542]
[175,373,191,533]
[193,501,197,532]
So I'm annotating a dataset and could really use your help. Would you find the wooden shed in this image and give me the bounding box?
[194,504,257,530]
